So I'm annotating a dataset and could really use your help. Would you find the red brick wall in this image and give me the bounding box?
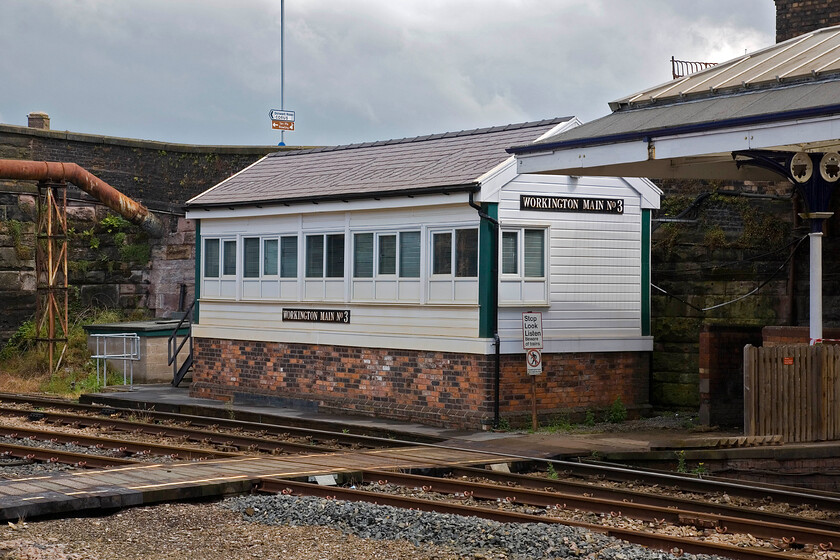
[191,337,650,430]
[699,325,763,428]
[762,325,840,345]
[499,352,650,426]
[775,0,840,42]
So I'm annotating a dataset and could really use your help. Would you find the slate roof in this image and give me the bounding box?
[187,118,570,207]
[509,26,840,156]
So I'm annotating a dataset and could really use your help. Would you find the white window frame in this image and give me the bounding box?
[201,236,238,300]
[303,231,345,301]
[351,229,422,303]
[499,225,549,306]
[427,226,479,304]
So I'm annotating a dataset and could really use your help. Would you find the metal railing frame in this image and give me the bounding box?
[168,299,195,387]
[90,333,140,388]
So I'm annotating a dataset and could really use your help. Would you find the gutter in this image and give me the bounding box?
[187,183,481,211]
[506,102,840,156]
[468,192,501,429]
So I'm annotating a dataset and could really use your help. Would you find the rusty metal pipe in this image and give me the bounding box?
[0,159,164,238]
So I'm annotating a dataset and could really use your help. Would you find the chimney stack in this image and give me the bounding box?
[775,0,840,42]
[27,112,50,130]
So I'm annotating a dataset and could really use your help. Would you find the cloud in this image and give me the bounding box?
[0,0,776,146]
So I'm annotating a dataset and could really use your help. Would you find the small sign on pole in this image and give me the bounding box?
[272,120,295,131]
[269,109,295,132]
[522,312,544,431]
[522,312,543,349]
[269,109,295,122]
[526,349,542,375]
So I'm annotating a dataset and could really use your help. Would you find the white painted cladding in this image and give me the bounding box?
[197,200,485,352]
[496,174,650,353]
[193,175,654,355]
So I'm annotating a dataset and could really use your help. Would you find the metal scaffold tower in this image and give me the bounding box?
[35,180,69,372]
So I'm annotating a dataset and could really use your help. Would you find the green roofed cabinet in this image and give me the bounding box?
[84,320,190,384]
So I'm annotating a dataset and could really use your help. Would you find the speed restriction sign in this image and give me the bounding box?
[526,348,542,376]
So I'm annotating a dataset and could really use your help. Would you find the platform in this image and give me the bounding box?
[79,384,730,459]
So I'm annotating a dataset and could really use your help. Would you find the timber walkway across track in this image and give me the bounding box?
[0,446,515,521]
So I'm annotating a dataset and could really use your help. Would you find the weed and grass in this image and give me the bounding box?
[546,463,559,480]
[5,219,32,261]
[604,397,628,424]
[0,307,142,397]
[675,450,687,473]
[692,462,709,476]
[543,412,573,433]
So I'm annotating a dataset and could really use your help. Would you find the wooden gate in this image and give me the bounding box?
[744,344,840,442]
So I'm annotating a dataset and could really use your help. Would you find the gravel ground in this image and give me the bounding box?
[0,501,459,560]
[0,495,721,560]
[223,494,715,560]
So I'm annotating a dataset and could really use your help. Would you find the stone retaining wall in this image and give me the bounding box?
[0,119,284,343]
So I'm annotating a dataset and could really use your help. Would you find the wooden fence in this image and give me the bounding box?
[744,344,840,442]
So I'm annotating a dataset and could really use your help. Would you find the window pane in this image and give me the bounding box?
[204,239,219,278]
[326,234,345,278]
[305,235,324,278]
[378,234,396,275]
[399,231,420,278]
[501,231,518,275]
[432,232,451,275]
[354,233,373,278]
[524,229,545,277]
[455,228,478,277]
[243,238,260,278]
[263,239,278,276]
[280,236,297,278]
[223,240,237,276]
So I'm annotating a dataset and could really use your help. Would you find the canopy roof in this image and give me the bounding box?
[509,26,840,181]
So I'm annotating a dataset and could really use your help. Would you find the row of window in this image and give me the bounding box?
[204,227,546,281]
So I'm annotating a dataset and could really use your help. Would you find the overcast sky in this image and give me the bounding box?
[1,1,776,147]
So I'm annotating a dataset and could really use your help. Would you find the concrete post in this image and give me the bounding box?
[810,231,823,345]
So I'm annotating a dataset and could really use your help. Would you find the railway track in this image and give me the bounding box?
[1,393,839,559]
[0,392,440,443]
[258,473,838,560]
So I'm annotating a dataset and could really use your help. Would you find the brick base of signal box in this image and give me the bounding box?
[190,337,650,430]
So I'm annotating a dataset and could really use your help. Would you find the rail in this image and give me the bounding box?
[168,299,195,387]
[671,56,717,79]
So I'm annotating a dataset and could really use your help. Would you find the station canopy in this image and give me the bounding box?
[509,25,840,181]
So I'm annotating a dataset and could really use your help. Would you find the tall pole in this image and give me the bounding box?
[280,0,285,146]
[810,230,823,345]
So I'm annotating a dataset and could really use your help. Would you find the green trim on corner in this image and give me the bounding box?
[641,209,651,336]
[478,202,498,338]
[194,219,200,324]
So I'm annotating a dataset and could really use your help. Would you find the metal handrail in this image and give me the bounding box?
[671,56,717,79]
[168,299,195,385]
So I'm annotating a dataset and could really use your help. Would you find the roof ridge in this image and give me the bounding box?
[269,117,572,157]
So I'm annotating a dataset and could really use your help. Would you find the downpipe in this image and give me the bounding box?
[469,191,501,428]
